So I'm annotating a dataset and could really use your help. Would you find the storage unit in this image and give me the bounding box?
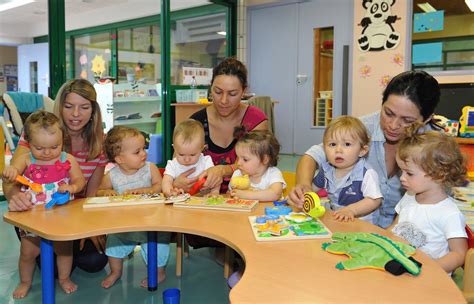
[314,98,332,127]
[95,82,162,135]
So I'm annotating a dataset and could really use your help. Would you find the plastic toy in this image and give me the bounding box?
[303,192,326,218]
[254,215,289,236]
[433,114,460,137]
[285,212,312,223]
[16,175,43,192]
[229,174,250,190]
[265,206,292,216]
[273,199,288,206]
[322,232,422,276]
[188,177,206,195]
[45,191,70,209]
[248,213,332,241]
[459,106,474,138]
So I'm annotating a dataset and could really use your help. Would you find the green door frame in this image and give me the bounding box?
[161,0,172,162]
[48,0,66,98]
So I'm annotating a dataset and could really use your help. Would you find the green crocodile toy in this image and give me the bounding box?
[322,232,422,276]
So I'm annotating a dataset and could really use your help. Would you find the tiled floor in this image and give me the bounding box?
[277,154,300,172]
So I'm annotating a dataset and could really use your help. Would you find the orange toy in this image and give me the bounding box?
[16,175,43,192]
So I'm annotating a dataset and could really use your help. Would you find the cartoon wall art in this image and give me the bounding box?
[359,65,372,78]
[357,0,401,52]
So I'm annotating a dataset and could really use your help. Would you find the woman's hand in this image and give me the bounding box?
[8,191,34,211]
[287,184,312,209]
[80,235,106,254]
[173,168,198,192]
[2,166,19,182]
[201,166,224,190]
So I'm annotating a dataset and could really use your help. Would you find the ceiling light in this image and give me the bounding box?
[0,0,35,13]
[217,31,226,36]
[417,2,437,13]
[466,0,474,12]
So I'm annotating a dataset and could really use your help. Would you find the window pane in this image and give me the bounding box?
[118,25,160,84]
[74,32,112,83]
[114,24,162,135]
[411,3,474,71]
[171,13,226,85]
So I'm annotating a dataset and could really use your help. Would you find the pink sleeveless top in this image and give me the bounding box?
[22,152,71,204]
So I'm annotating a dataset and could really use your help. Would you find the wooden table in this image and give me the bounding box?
[4,200,466,303]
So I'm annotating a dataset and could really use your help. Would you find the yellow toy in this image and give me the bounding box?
[229,174,251,190]
[459,106,474,138]
[303,192,326,218]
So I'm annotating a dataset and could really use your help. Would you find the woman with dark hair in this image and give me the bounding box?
[288,70,441,228]
[174,57,269,193]
[172,58,269,250]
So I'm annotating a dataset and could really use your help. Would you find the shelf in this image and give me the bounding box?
[114,96,160,103]
[114,117,159,125]
[456,137,474,144]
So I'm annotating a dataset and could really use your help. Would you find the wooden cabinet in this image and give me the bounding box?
[314,98,332,127]
[171,103,211,125]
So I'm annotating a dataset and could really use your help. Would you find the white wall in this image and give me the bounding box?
[17,43,49,95]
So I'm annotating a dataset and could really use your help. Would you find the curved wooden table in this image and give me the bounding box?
[4,199,466,303]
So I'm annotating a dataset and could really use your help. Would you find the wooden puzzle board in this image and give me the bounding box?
[83,194,165,209]
[173,196,258,212]
[248,215,332,241]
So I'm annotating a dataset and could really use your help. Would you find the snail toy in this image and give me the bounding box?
[303,192,326,218]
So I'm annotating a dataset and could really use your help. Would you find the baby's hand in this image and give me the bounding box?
[2,166,19,182]
[58,184,76,194]
[123,188,151,195]
[163,187,183,198]
[230,189,241,199]
[333,208,355,222]
[100,189,118,197]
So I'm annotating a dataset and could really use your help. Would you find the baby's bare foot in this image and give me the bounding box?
[101,271,122,289]
[140,268,166,288]
[59,278,78,294]
[13,282,32,299]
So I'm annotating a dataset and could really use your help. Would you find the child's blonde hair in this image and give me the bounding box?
[173,119,204,145]
[104,126,143,162]
[236,130,280,167]
[23,110,64,143]
[323,116,370,149]
[397,124,466,188]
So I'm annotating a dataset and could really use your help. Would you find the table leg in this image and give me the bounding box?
[147,231,157,291]
[40,238,55,304]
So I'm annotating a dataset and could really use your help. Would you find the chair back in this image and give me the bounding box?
[282,171,296,198]
[1,92,54,137]
[247,96,274,134]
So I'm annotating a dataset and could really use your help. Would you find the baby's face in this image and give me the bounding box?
[29,127,63,162]
[396,154,439,196]
[174,137,203,166]
[323,132,367,170]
